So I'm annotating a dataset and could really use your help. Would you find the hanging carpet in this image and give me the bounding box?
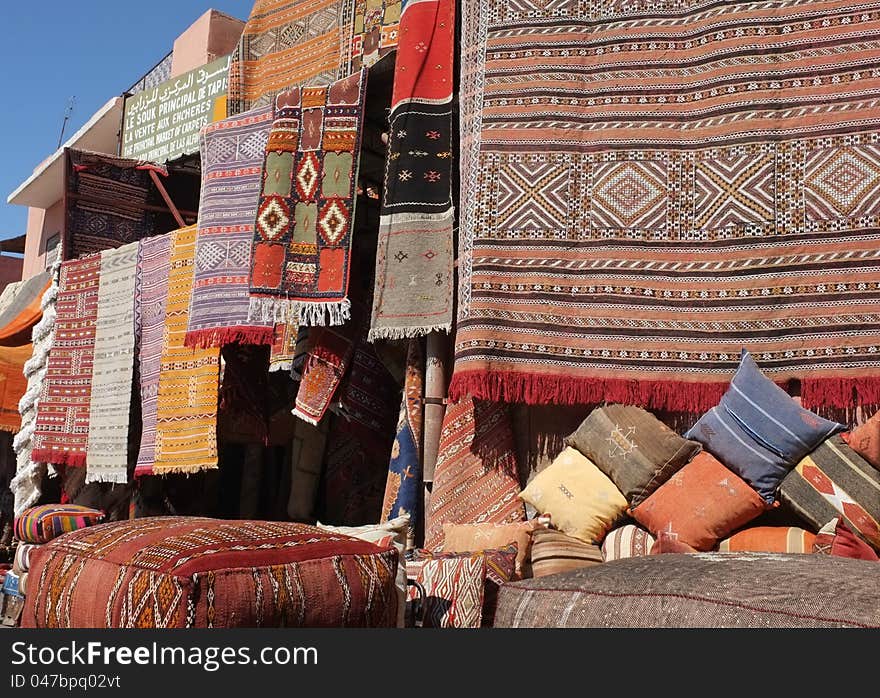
[451,0,880,413]
[0,271,50,346]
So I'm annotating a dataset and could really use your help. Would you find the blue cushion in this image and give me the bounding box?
[685,350,845,504]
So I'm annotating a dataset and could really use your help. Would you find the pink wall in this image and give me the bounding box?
[21,201,62,280]
[171,9,244,78]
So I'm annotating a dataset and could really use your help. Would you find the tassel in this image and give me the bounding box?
[184,326,276,349]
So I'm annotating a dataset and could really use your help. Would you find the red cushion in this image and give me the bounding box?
[22,517,399,628]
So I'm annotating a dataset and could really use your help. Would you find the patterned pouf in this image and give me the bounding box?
[493,553,880,628]
[21,517,399,628]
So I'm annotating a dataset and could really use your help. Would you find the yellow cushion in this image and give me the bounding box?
[519,447,627,544]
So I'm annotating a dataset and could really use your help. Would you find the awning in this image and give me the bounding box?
[0,270,50,346]
[0,343,33,433]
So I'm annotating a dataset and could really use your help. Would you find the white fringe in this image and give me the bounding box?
[291,407,320,426]
[84,470,130,485]
[367,323,452,343]
[268,361,292,373]
[249,296,352,327]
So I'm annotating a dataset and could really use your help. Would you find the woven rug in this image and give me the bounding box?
[268,321,300,373]
[0,344,33,433]
[11,267,59,516]
[66,150,167,261]
[423,396,525,551]
[381,338,423,548]
[85,242,138,484]
[249,69,368,327]
[134,233,172,477]
[452,0,880,413]
[368,0,455,340]
[31,255,101,467]
[185,105,275,348]
[153,226,220,475]
[292,324,355,425]
[227,0,399,117]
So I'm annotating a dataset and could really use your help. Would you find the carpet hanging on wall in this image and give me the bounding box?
[226,0,400,117]
[31,255,101,467]
[185,105,276,348]
[249,69,368,327]
[153,226,221,475]
[369,0,455,340]
[451,0,880,413]
[86,242,138,484]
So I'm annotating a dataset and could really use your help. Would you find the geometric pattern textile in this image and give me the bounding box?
[65,149,167,261]
[20,517,399,628]
[369,0,455,340]
[413,554,485,629]
[30,255,101,467]
[779,435,880,551]
[227,0,399,117]
[133,234,172,477]
[249,70,368,327]
[86,242,138,484]
[152,227,221,475]
[185,105,275,348]
[452,0,880,413]
[423,397,526,551]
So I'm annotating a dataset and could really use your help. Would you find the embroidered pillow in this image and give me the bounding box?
[410,545,517,626]
[317,514,410,627]
[685,349,845,504]
[631,452,767,551]
[13,504,105,544]
[813,518,879,561]
[441,520,543,578]
[602,524,656,561]
[530,528,603,578]
[718,526,815,553]
[779,436,880,551]
[565,404,701,506]
[519,447,628,544]
[844,411,880,471]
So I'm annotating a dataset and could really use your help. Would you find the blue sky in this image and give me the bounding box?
[0,0,256,241]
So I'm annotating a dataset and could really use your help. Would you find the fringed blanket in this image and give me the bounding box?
[452,0,880,413]
[153,226,221,475]
[423,397,525,551]
[368,0,455,340]
[0,344,33,433]
[65,150,167,260]
[11,266,59,516]
[31,256,101,467]
[269,322,301,373]
[292,324,355,425]
[134,234,172,477]
[249,69,368,327]
[0,271,50,345]
[85,243,138,484]
[185,105,276,348]
[381,338,423,548]
[227,0,399,117]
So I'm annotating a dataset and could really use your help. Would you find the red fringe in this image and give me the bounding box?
[184,326,275,349]
[449,371,880,414]
[30,449,87,468]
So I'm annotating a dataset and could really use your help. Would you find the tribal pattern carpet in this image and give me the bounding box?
[249,69,368,327]
[86,243,138,484]
[186,105,275,348]
[65,150,167,261]
[227,0,399,117]
[369,0,455,340]
[452,0,880,413]
[153,227,221,475]
[31,255,101,467]
[134,233,172,478]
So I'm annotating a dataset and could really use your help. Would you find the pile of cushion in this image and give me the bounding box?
[518,349,880,570]
[1,504,105,626]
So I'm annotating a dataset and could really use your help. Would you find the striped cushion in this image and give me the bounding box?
[780,436,880,551]
[602,524,655,561]
[530,528,603,578]
[718,526,816,553]
[685,350,845,504]
[13,505,104,544]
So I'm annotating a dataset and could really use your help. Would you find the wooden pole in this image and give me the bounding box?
[422,331,448,537]
[148,169,187,228]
